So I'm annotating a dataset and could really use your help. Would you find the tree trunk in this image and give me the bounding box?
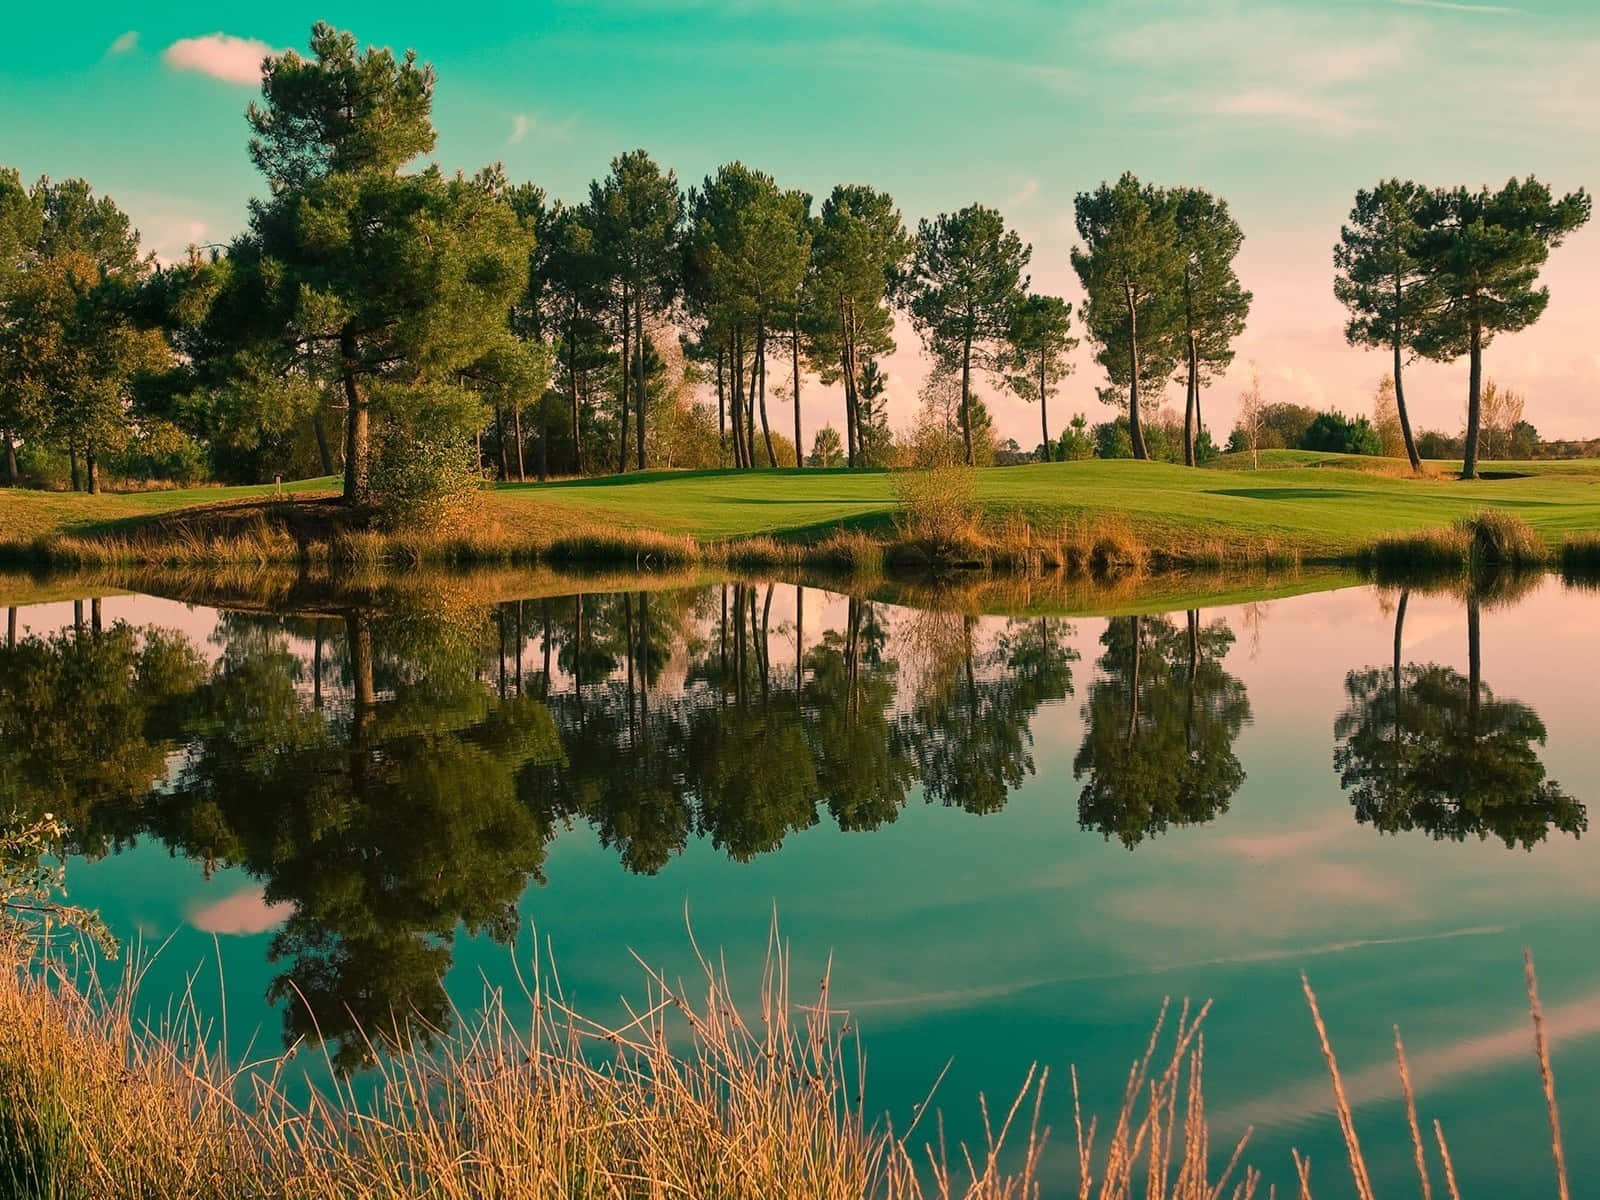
[1126,616,1142,748]
[568,311,583,475]
[841,299,858,468]
[541,600,552,698]
[757,322,776,467]
[1392,589,1408,780]
[1183,332,1198,468]
[513,400,526,482]
[347,611,375,735]
[1126,289,1147,461]
[618,285,631,475]
[73,600,84,639]
[3,434,15,486]
[635,300,647,472]
[1462,318,1483,481]
[90,597,101,636]
[1038,355,1052,462]
[1467,591,1481,735]
[340,330,369,505]
[7,606,16,649]
[716,346,727,466]
[1395,289,1420,473]
[795,584,804,688]
[537,394,549,481]
[69,446,81,492]
[730,330,746,468]
[85,440,99,494]
[792,316,803,470]
[494,404,510,480]
[959,325,975,467]
[313,410,334,476]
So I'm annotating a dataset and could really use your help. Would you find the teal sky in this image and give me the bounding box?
[4,0,1598,441]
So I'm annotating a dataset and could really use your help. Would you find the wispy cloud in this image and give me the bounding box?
[106,30,139,56]
[509,113,531,145]
[1393,0,1520,13]
[1006,178,1040,208]
[162,32,283,86]
[1217,89,1366,133]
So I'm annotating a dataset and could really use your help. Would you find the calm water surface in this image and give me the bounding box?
[2,574,1596,1194]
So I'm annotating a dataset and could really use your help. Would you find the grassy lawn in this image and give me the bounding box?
[484,453,1600,555]
[5,455,1600,561]
[0,476,336,542]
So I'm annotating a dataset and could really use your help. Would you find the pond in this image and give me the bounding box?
[1,570,1596,1195]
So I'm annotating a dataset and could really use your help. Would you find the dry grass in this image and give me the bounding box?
[1365,510,1552,577]
[0,935,1583,1200]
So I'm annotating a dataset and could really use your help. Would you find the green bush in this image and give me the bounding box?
[1302,410,1381,455]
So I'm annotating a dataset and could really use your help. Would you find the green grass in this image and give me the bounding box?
[486,456,1600,556]
[5,456,1600,569]
[0,477,336,543]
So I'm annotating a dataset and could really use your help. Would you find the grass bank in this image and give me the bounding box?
[0,938,1577,1199]
[4,454,1600,574]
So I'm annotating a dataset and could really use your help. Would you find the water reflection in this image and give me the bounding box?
[0,574,1588,1068]
[1075,612,1251,848]
[1333,585,1586,849]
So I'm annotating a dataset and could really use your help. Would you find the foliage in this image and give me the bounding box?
[1005,292,1076,460]
[893,465,982,557]
[367,387,484,529]
[1056,412,1093,461]
[903,205,1030,466]
[807,424,845,467]
[1172,187,1250,465]
[1412,176,1590,478]
[1302,410,1382,456]
[1071,173,1182,459]
[1,815,116,957]
[1333,180,1435,468]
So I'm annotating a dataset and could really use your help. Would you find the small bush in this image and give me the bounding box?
[892,464,982,561]
[369,421,482,532]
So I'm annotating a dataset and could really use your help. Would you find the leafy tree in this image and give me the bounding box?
[1333,180,1435,470]
[913,369,995,466]
[1071,173,1181,461]
[1477,378,1526,460]
[542,203,610,475]
[0,168,44,485]
[1302,410,1382,455]
[1413,177,1590,479]
[1172,187,1250,466]
[213,23,531,506]
[806,186,911,466]
[589,151,683,472]
[684,164,808,469]
[854,358,894,465]
[903,205,1030,466]
[807,424,844,467]
[1005,292,1076,462]
[5,177,163,492]
[1056,412,1093,461]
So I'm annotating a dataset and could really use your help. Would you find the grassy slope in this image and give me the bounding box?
[1,476,335,542]
[486,454,1600,555]
[5,455,1600,559]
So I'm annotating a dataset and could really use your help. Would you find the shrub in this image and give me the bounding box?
[1302,410,1381,455]
[1056,414,1093,461]
[892,464,982,559]
[370,411,482,530]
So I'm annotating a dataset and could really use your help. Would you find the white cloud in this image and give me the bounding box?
[162,33,282,86]
[106,30,139,56]
[188,887,293,936]
[1393,0,1520,13]
[1217,88,1366,133]
[509,113,531,145]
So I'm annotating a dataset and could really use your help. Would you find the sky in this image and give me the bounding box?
[3,0,1598,446]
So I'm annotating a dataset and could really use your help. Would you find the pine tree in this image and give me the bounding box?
[1412,177,1589,479]
[1005,292,1076,463]
[903,205,1030,467]
[1333,180,1434,471]
[1071,173,1182,461]
[209,23,531,507]
[1172,187,1250,467]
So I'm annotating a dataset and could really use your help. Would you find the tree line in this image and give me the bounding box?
[0,23,1589,503]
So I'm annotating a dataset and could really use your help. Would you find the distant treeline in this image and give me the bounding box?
[0,23,1589,508]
